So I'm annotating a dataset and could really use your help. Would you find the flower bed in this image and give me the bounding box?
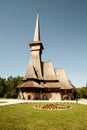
[34,103,72,110]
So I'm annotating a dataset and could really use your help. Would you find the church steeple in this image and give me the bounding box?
[24,12,44,80]
[30,11,44,50]
[33,12,40,42]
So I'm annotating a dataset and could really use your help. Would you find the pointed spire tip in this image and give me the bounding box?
[33,11,40,42]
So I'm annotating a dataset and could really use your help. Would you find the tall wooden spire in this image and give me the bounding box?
[33,12,40,42]
[24,12,43,80]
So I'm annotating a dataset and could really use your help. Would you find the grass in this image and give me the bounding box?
[0,103,87,130]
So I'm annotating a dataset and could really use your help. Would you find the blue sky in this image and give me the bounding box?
[0,0,87,87]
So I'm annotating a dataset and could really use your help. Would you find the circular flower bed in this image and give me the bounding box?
[34,103,71,110]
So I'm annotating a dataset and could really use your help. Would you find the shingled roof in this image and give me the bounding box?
[23,59,37,80]
[18,80,44,88]
[43,61,58,81]
[54,68,73,89]
[19,62,72,89]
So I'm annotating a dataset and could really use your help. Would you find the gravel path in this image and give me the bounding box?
[0,99,87,106]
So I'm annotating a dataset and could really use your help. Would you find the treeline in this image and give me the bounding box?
[0,76,87,99]
[72,85,87,100]
[0,76,23,98]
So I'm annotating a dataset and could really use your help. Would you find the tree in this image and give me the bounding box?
[4,76,23,98]
[0,76,23,98]
[72,87,78,100]
[0,77,7,97]
[77,87,87,98]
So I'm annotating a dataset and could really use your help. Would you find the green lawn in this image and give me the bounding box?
[0,103,87,130]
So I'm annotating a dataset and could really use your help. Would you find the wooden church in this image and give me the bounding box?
[18,13,72,100]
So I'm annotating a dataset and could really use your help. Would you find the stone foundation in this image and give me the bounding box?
[18,91,62,100]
